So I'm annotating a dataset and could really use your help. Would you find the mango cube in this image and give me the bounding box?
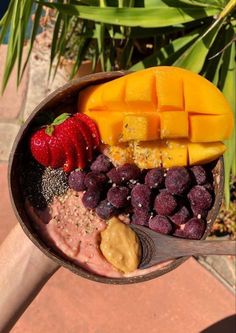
[188,142,226,165]
[125,71,157,111]
[160,140,188,168]
[133,141,162,169]
[78,85,104,112]
[184,73,232,115]
[160,111,188,139]
[84,111,123,145]
[102,77,126,111]
[122,113,160,142]
[190,114,234,142]
[155,68,184,111]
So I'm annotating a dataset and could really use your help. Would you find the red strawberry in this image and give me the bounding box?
[57,118,86,170]
[30,129,51,166]
[30,112,101,172]
[47,135,66,168]
[73,117,93,162]
[75,113,100,148]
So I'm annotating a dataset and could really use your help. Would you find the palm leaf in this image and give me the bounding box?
[39,3,219,28]
[130,31,200,70]
[220,26,236,206]
[173,23,221,72]
[20,3,43,81]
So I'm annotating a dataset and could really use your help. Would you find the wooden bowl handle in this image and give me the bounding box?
[0,224,60,333]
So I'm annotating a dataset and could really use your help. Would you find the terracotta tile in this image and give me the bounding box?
[0,45,28,120]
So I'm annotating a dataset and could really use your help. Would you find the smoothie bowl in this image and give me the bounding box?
[9,67,233,284]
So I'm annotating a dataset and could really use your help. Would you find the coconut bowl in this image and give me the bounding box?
[8,71,224,284]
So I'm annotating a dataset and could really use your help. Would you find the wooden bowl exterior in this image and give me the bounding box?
[8,71,224,285]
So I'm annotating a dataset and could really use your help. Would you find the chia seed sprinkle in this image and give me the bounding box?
[22,159,68,209]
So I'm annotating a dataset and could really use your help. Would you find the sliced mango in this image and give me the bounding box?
[183,72,232,115]
[121,113,160,142]
[100,143,134,166]
[161,140,188,168]
[78,66,233,167]
[125,71,157,111]
[78,85,104,112]
[133,141,162,169]
[160,111,188,139]
[84,111,123,145]
[189,114,234,142]
[102,77,126,111]
[155,68,184,111]
[188,142,226,165]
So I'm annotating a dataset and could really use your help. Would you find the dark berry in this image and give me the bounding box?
[145,168,165,189]
[131,184,151,210]
[154,191,177,216]
[149,215,172,234]
[132,208,150,226]
[165,167,191,195]
[82,189,101,209]
[107,168,123,185]
[68,170,86,191]
[188,185,213,211]
[190,165,207,185]
[183,217,206,239]
[84,172,107,189]
[203,183,214,193]
[170,206,191,225]
[90,154,112,173]
[117,164,141,182]
[95,199,118,220]
[107,186,130,208]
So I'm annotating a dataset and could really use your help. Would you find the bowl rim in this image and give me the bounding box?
[8,71,224,285]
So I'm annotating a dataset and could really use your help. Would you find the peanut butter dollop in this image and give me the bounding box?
[100,217,141,273]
